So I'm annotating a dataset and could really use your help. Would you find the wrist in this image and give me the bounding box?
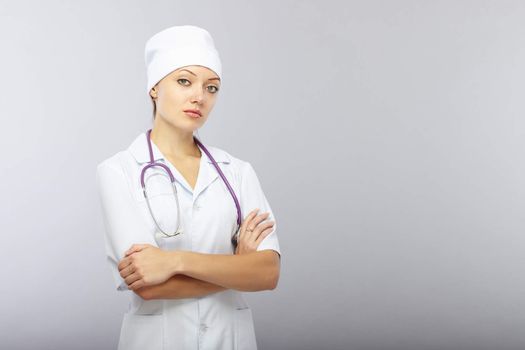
[168,250,186,275]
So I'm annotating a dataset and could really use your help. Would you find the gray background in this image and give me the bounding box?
[1,1,524,349]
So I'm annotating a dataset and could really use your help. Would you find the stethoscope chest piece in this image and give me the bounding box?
[231,226,241,250]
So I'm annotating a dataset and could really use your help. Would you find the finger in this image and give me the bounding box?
[119,264,135,279]
[245,213,271,240]
[248,212,270,231]
[239,209,260,238]
[125,245,145,256]
[125,271,142,289]
[118,257,132,271]
[125,249,137,257]
[254,226,274,246]
[252,221,274,241]
[130,244,149,253]
[128,278,145,291]
[243,208,260,221]
[241,209,259,229]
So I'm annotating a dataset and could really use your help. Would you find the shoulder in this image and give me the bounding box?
[97,152,123,171]
[202,144,252,173]
[95,140,140,199]
[96,151,134,176]
[95,152,133,195]
[96,133,143,177]
[203,144,262,189]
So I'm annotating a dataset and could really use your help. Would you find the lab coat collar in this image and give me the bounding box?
[127,131,231,165]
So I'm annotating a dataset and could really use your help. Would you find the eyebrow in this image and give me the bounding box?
[178,69,221,82]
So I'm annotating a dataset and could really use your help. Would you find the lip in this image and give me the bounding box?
[184,109,202,118]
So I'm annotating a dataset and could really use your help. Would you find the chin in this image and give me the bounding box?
[162,117,200,131]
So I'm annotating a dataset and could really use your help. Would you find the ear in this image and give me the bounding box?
[149,87,157,100]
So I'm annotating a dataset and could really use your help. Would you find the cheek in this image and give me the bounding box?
[157,92,184,112]
[204,97,217,111]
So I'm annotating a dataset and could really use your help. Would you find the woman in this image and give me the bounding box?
[96,25,281,350]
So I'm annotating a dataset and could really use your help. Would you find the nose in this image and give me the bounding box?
[191,87,205,105]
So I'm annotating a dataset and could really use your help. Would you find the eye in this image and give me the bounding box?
[177,78,191,86]
[207,85,219,93]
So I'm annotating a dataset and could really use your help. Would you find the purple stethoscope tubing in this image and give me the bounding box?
[141,129,242,246]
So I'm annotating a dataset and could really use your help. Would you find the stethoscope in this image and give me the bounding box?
[140,129,242,248]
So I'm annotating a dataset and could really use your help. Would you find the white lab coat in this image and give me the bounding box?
[96,132,281,350]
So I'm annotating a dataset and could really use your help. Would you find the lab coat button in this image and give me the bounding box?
[200,323,208,332]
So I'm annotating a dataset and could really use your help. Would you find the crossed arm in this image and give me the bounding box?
[117,210,280,300]
[119,247,280,300]
[135,273,227,300]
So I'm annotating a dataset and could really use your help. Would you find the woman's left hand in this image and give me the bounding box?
[235,209,275,255]
[118,244,174,290]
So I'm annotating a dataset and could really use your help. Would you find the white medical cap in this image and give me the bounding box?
[144,25,222,95]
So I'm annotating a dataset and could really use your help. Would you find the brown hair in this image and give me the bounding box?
[151,97,156,120]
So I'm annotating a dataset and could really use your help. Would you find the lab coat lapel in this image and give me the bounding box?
[128,132,163,163]
[193,141,231,201]
[128,132,230,198]
[193,156,219,201]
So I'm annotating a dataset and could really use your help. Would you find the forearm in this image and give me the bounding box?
[137,274,227,300]
[173,250,280,292]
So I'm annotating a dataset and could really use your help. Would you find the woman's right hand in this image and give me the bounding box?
[235,209,275,255]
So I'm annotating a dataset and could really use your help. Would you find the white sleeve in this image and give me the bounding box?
[96,161,159,291]
[240,161,281,257]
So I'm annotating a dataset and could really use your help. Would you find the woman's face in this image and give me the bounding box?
[150,65,221,133]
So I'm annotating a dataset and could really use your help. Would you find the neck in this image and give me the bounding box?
[150,118,201,159]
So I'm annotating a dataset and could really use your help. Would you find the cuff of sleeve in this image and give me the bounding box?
[256,234,281,258]
[116,280,129,291]
[112,267,129,291]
